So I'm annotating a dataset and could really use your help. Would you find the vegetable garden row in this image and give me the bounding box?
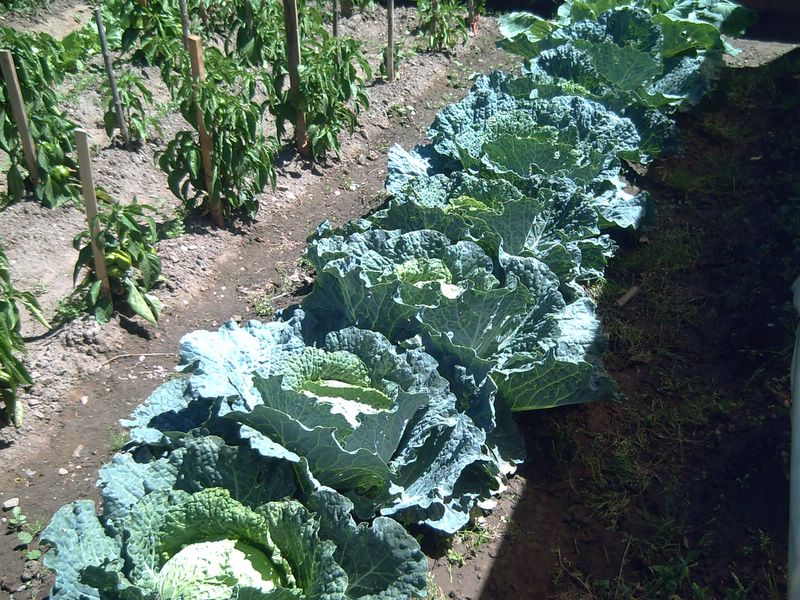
[0,0,477,428]
[11,0,759,597]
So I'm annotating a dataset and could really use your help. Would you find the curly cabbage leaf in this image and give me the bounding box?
[429,73,640,180]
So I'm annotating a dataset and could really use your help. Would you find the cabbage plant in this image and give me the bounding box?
[42,434,428,599]
[120,315,518,533]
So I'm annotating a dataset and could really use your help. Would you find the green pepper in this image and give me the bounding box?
[51,165,71,183]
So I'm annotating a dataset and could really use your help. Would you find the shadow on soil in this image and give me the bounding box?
[474,46,800,600]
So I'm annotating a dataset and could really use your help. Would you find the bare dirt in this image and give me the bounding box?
[1,2,798,600]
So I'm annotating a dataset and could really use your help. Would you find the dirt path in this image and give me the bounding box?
[0,6,517,595]
[0,0,91,37]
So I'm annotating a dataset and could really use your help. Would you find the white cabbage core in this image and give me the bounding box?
[157,538,278,599]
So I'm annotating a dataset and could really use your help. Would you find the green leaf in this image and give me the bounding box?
[17,531,34,545]
[126,284,157,325]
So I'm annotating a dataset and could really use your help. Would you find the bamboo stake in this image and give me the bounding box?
[0,50,39,187]
[386,0,394,81]
[187,35,222,227]
[75,129,111,300]
[95,9,130,149]
[332,0,339,37]
[179,0,191,49]
[282,0,310,159]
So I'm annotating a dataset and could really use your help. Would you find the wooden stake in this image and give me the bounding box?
[386,0,394,81]
[244,1,254,36]
[431,0,439,40]
[332,0,339,37]
[95,9,130,149]
[0,50,39,187]
[75,129,111,300]
[282,0,310,159]
[198,0,210,31]
[179,0,191,49]
[187,35,222,227]
[467,0,476,34]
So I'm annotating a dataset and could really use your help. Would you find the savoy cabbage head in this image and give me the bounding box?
[42,434,429,599]
[119,315,517,533]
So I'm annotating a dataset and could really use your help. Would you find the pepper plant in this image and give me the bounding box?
[0,28,81,207]
[158,49,278,222]
[226,0,284,66]
[103,70,159,145]
[72,192,163,325]
[274,30,371,158]
[0,243,48,427]
[418,0,467,51]
[107,0,184,66]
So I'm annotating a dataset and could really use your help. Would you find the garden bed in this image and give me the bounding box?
[0,1,797,599]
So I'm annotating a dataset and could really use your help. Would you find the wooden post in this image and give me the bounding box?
[282,0,310,159]
[95,9,131,149]
[187,35,222,227]
[332,0,339,37]
[431,0,439,40]
[386,0,394,82]
[75,129,112,301]
[244,1,254,36]
[340,0,352,17]
[467,0,476,34]
[198,0,210,31]
[179,0,191,49]
[0,50,39,187]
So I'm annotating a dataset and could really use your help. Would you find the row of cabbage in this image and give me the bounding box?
[39,1,754,598]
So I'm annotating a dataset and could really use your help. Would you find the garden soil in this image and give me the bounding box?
[0,2,797,599]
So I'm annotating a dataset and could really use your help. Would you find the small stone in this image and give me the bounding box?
[73,445,84,458]
[57,468,69,476]
[80,396,89,405]
[2,497,20,510]
[27,399,40,407]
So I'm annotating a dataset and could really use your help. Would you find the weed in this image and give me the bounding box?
[158,205,188,240]
[425,574,447,600]
[455,523,492,552]
[54,295,88,324]
[6,506,44,560]
[108,427,130,451]
[445,547,465,567]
